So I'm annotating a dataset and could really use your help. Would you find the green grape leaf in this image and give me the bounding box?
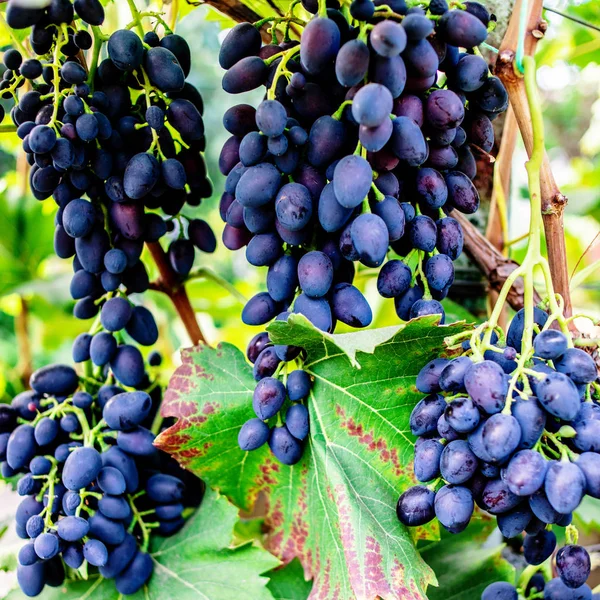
[267,559,313,600]
[156,315,468,599]
[421,519,516,600]
[574,496,600,533]
[6,488,278,600]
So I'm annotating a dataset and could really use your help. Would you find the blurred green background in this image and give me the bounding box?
[0,0,598,404]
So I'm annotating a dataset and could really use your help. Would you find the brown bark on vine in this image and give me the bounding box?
[146,242,207,346]
[496,0,573,319]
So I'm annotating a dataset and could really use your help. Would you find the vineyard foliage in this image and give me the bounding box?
[0,0,599,599]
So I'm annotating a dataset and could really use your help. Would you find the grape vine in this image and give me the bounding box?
[398,55,600,599]
[0,0,214,596]
[0,0,597,598]
[217,0,508,466]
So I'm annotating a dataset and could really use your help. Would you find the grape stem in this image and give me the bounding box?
[496,0,573,323]
[128,494,157,552]
[267,45,301,101]
[87,26,108,91]
[125,12,173,35]
[565,524,579,545]
[48,26,70,131]
[126,0,146,38]
[570,257,600,292]
[332,100,352,121]
[146,242,207,345]
[517,564,544,596]
[317,0,328,18]
[254,16,306,29]
[543,429,578,461]
[463,57,571,412]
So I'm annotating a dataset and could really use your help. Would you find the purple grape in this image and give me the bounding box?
[464,360,507,414]
[414,438,443,482]
[480,478,522,515]
[523,529,557,566]
[440,440,478,484]
[544,461,586,514]
[268,425,303,465]
[504,449,548,496]
[410,393,446,436]
[445,396,480,433]
[497,506,533,539]
[238,418,270,451]
[438,9,488,48]
[331,283,372,328]
[434,484,473,533]
[300,17,341,75]
[543,578,591,600]
[396,486,435,526]
[253,377,286,420]
[556,545,591,589]
[481,582,518,600]
[533,329,568,360]
[416,358,449,394]
[285,404,309,440]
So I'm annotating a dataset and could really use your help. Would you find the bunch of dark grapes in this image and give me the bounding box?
[1,0,216,350]
[0,2,212,596]
[2,359,202,598]
[396,309,600,599]
[218,0,507,465]
[238,331,312,465]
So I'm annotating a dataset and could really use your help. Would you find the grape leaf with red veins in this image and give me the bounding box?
[156,315,468,600]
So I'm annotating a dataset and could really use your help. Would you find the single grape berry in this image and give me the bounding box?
[556,545,591,589]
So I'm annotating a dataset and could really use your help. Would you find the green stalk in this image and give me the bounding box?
[87,26,107,90]
[48,26,70,130]
[126,0,145,38]
[317,0,328,18]
[267,45,301,101]
[332,100,352,121]
[128,495,156,552]
[187,267,247,304]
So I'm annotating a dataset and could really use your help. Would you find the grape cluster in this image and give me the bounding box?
[1,0,216,344]
[1,3,211,596]
[218,1,507,464]
[396,310,599,598]
[237,331,312,465]
[2,360,202,598]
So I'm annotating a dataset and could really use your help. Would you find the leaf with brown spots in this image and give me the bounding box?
[156,315,468,600]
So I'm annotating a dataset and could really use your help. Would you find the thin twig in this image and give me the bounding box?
[15,296,32,386]
[543,6,600,34]
[486,106,518,327]
[199,0,285,42]
[570,230,600,281]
